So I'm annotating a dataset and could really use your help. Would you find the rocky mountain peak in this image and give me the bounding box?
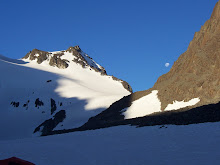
[66,45,81,53]
[211,1,220,20]
[152,1,220,110]
[22,46,133,93]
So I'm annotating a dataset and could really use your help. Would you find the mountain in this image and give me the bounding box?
[62,1,220,131]
[0,46,132,139]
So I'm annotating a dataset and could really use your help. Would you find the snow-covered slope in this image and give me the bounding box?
[122,90,200,119]
[0,122,220,165]
[0,47,131,140]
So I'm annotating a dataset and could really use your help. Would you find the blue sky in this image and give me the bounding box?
[0,0,218,92]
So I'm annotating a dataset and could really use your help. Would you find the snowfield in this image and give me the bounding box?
[123,90,200,119]
[0,122,220,165]
[123,90,162,119]
[0,52,130,140]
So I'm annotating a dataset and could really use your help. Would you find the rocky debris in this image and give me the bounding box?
[35,98,44,108]
[11,101,19,107]
[34,110,66,136]
[50,98,57,115]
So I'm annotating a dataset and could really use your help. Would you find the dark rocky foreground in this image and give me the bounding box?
[44,101,220,136]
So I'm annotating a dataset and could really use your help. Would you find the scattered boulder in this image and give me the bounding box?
[11,101,19,107]
[35,98,44,108]
[51,98,57,115]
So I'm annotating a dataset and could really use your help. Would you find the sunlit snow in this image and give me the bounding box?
[165,98,200,111]
[123,90,200,119]
[123,90,161,119]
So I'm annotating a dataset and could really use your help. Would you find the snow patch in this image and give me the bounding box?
[123,90,161,119]
[60,52,75,62]
[165,98,200,111]
[123,90,200,119]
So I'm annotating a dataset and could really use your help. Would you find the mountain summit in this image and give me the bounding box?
[23,45,132,93]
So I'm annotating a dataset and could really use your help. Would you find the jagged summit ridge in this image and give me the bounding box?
[23,45,132,93]
[23,45,107,75]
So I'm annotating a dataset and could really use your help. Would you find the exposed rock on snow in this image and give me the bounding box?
[34,110,66,136]
[23,45,132,93]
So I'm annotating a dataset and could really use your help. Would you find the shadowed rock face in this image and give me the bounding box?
[34,110,66,136]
